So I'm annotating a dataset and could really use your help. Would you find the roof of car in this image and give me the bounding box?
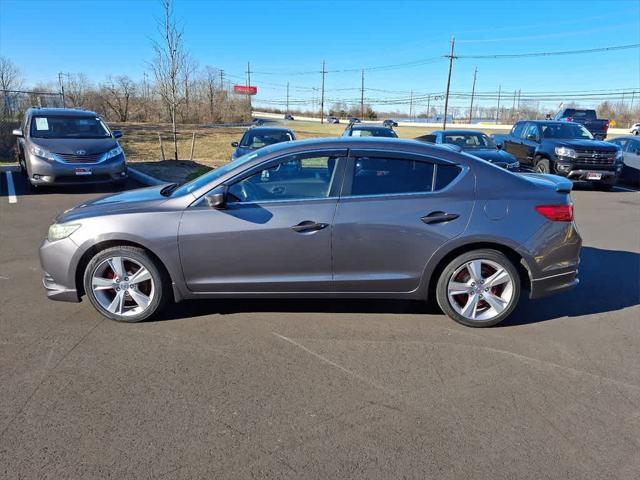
[431,129,486,136]
[245,127,294,134]
[27,107,98,117]
[349,124,393,130]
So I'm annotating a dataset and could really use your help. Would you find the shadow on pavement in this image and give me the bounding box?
[504,246,640,326]
[157,246,639,326]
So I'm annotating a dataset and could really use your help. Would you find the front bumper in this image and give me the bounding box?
[28,153,127,186]
[566,169,618,184]
[39,236,84,302]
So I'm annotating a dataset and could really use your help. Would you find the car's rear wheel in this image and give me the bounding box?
[83,246,168,322]
[436,249,521,327]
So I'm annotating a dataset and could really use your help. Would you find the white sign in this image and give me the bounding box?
[35,118,49,130]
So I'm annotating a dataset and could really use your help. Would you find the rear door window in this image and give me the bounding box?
[349,157,461,196]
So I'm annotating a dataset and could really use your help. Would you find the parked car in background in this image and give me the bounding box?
[40,137,581,328]
[553,108,609,140]
[501,120,622,189]
[630,123,640,135]
[251,118,265,126]
[231,127,295,160]
[284,113,294,121]
[342,124,398,138]
[417,130,519,171]
[608,135,640,185]
[383,119,398,128]
[348,117,362,125]
[326,116,340,124]
[13,107,127,188]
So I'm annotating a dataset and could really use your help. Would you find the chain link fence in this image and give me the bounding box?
[1,90,63,161]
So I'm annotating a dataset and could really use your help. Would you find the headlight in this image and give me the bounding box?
[100,145,124,161]
[509,161,520,169]
[555,147,577,159]
[29,144,59,161]
[47,223,81,242]
[615,149,624,161]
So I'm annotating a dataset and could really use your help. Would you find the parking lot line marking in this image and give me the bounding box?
[6,172,17,203]
[613,185,639,193]
[272,333,396,396]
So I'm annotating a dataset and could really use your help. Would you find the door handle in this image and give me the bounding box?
[291,220,328,233]
[421,212,460,225]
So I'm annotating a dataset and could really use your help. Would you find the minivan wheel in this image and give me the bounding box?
[436,249,521,327]
[534,157,550,174]
[83,246,168,322]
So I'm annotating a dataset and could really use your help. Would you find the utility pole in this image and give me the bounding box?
[220,70,224,89]
[468,66,477,124]
[443,36,456,130]
[320,60,326,123]
[511,90,517,121]
[58,72,66,108]
[517,89,521,110]
[246,62,252,114]
[360,69,365,118]
[409,90,414,120]
[286,82,290,114]
[496,85,501,124]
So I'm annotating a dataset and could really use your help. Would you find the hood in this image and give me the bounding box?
[542,138,617,151]
[56,185,170,223]
[31,137,118,155]
[465,148,518,164]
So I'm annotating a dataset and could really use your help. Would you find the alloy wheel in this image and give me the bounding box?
[447,259,514,322]
[91,256,155,317]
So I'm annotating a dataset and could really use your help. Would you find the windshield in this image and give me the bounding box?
[443,133,494,148]
[171,152,258,196]
[239,130,293,149]
[541,123,594,140]
[30,116,111,139]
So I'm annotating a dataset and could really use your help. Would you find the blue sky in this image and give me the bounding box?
[1,0,639,113]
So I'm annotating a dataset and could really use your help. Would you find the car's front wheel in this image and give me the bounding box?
[436,249,521,327]
[83,246,168,322]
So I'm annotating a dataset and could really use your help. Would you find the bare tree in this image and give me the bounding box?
[65,73,91,108]
[0,57,23,117]
[103,75,136,122]
[150,0,187,160]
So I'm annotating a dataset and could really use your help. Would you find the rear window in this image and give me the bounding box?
[564,109,596,120]
[351,128,398,138]
[350,157,461,196]
[240,130,293,149]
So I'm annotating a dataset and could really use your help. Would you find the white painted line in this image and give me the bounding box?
[613,185,639,193]
[6,172,17,204]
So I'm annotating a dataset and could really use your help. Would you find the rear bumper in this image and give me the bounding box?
[529,270,579,299]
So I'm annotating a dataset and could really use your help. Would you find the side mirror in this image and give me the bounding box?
[206,186,227,209]
[496,143,503,150]
[231,141,239,148]
[12,129,23,137]
[526,134,538,141]
[112,130,123,139]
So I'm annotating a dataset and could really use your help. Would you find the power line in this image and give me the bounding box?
[456,43,640,59]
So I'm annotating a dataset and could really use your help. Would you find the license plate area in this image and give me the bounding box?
[586,172,602,180]
[75,168,92,176]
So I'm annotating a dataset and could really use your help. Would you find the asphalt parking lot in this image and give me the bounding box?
[1,167,639,479]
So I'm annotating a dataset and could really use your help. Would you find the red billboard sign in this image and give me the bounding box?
[234,85,257,95]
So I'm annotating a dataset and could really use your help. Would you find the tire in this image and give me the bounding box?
[534,157,550,174]
[83,245,169,322]
[436,249,521,328]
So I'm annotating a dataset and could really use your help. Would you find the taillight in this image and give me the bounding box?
[604,121,610,131]
[535,204,573,222]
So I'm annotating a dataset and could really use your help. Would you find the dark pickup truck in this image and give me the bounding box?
[553,108,609,140]
[500,120,623,189]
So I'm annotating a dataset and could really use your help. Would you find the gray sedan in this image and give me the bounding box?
[40,138,581,327]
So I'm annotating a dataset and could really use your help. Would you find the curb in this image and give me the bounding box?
[127,166,167,186]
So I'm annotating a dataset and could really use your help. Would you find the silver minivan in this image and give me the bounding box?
[13,107,127,188]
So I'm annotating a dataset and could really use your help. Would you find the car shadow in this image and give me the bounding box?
[155,246,639,326]
[503,246,640,326]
